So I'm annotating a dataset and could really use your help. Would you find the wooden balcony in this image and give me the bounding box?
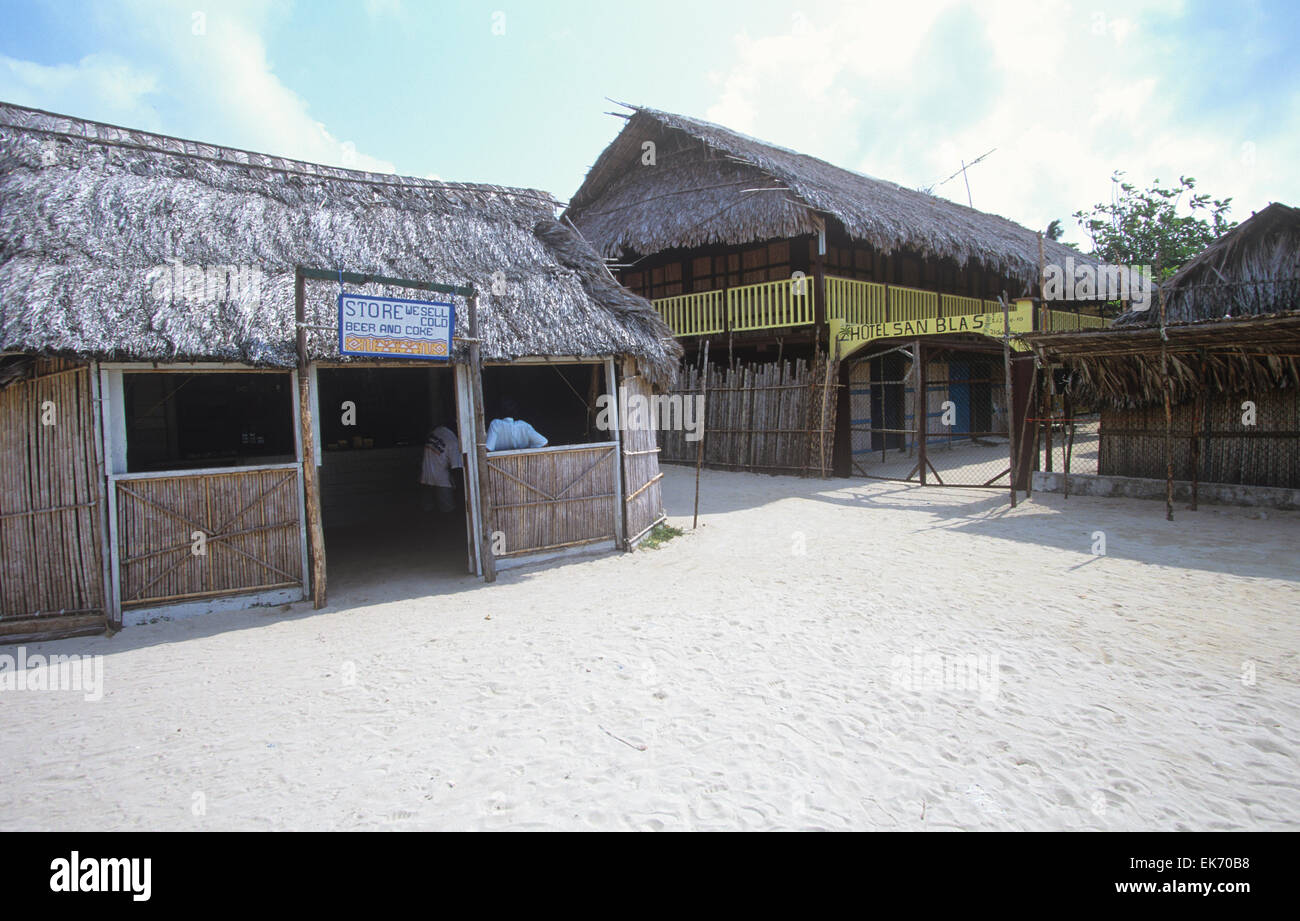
[650,275,1109,337]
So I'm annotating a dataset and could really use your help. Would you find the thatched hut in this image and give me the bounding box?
[565,104,1105,484]
[1024,203,1300,497]
[0,101,679,642]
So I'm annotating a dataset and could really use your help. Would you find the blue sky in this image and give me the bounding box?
[2,0,1297,248]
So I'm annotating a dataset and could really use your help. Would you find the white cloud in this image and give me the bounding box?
[146,1,397,172]
[4,0,396,175]
[0,52,161,129]
[702,0,1299,248]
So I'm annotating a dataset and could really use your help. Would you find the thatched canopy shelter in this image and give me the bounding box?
[1113,203,1300,328]
[0,101,680,382]
[565,103,1088,288]
[1026,204,1300,407]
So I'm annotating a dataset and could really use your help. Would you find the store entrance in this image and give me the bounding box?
[315,365,471,601]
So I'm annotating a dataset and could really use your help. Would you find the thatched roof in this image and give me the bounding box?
[565,104,1089,286]
[1025,203,1300,407]
[0,101,680,381]
[1113,202,1300,327]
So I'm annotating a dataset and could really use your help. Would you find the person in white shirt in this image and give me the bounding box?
[484,416,548,451]
[419,423,462,514]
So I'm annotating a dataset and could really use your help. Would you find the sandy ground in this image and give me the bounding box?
[2,466,1298,831]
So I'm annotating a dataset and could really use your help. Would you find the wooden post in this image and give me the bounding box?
[1158,250,1174,521]
[1016,362,1038,497]
[1000,293,1016,508]
[1044,370,1054,473]
[693,340,709,529]
[1037,232,1047,333]
[1063,391,1073,499]
[1190,358,1206,511]
[818,336,839,479]
[915,339,926,486]
[467,295,497,582]
[295,268,327,609]
[812,222,827,344]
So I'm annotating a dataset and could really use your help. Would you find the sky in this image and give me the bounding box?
[1,0,1297,248]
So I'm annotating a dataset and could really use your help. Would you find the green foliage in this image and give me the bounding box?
[1073,172,1236,278]
[638,522,683,550]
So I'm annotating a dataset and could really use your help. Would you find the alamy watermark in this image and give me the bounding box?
[595,386,704,442]
[1043,256,1153,312]
[890,648,1000,702]
[146,260,264,307]
[0,646,103,701]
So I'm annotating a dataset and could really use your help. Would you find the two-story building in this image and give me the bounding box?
[566,104,1107,484]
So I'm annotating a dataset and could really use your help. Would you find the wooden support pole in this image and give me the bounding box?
[1017,362,1039,498]
[466,295,497,582]
[812,222,827,344]
[693,340,709,529]
[1191,357,1206,511]
[819,338,837,479]
[1044,369,1054,473]
[915,339,926,486]
[1000,292,1016,507]
[1158,250,1174,521]
[294,268,327,609]
[1037,231,1047,333]
[1063,391,1074,500]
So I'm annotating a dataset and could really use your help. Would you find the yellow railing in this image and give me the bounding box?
[728,277,815,331]
[889,285,940,321]
[652,276,1110,336]
[1043,309,1108,331]
[825,277,886,325]
[655,289,726,336]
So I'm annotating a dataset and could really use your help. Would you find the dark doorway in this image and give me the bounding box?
[316,365,470,594]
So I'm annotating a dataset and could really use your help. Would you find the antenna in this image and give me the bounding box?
[924,148,996,207]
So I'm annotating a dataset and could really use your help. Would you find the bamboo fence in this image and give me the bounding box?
[0,359,107,631]
[660,355,839,476]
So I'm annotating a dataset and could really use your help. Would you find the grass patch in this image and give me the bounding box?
[637,522,684,550]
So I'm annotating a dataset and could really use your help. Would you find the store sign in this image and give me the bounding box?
[830,299,1033,360]
[338,293,454,360]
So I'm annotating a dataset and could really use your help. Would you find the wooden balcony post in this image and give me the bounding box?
[812,225,827,344]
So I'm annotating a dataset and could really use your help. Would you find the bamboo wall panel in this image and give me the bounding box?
[660,356,838,476]
[1099,390,1299,488]
[484,445,617,556]
[0,360,106,623]
[619,359,666,543]
[114,466,303,606]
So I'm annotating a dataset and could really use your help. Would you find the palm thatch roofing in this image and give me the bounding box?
[1026,203,1300,407]
[565,103,1091,286]
[0,101,680,382]
[1112,202,1300,327]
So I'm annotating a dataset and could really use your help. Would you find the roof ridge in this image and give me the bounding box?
[0,99,558,204]
[633,103,1059,234]
[611,102,1090,267]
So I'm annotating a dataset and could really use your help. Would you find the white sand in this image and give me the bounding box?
[2,467,1298,830]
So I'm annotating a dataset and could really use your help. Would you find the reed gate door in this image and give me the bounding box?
[0,361,108,639]
[848,347,918,480]
[618,358,667,546]
[482,444,619,557]
[848,345,1014,488]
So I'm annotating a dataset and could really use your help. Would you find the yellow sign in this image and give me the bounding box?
[830,299,1033,360]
